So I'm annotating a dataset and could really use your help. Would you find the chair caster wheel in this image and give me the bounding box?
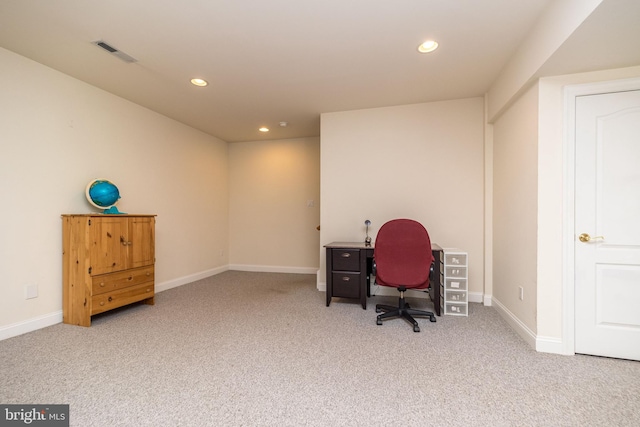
[413,324,420,332]
[375,308,382,313]
[430,317,436,323]
[376,317,383,325]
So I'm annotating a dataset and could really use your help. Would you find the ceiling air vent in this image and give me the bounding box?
[92,40,137,63]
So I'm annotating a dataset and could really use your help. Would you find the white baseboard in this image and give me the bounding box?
[0,311,63,341]
[156,265,229,293]
[0,267,230,342]
[490,297,567,354]
[229,264,318,275]
[468,291,484,304]
[483,294,493,306]
[536,335,567,355]
[491,296,537,349]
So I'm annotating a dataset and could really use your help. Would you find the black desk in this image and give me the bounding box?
[324,242,443,316]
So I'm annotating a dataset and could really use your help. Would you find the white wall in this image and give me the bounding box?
[492,83,539,336]
[0,47,229,338]
[320,98,485,299]
[228,137,320,272]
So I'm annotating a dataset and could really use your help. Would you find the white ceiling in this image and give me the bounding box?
[0,0,638,142]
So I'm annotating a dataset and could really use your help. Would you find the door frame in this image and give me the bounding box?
[562,77,640,355]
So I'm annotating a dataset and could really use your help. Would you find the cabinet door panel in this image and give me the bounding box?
[90,217,128,275]
[129,217,155,268]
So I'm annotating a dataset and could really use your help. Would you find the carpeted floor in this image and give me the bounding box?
[1,271,639,426]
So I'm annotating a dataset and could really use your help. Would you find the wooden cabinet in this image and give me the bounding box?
[62,214,156,326]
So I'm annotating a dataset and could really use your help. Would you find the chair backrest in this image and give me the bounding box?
[374,219,434,289]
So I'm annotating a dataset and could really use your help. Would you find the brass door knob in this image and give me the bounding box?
[578,233,604,243]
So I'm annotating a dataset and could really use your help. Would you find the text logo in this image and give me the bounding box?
[0,405,69,427]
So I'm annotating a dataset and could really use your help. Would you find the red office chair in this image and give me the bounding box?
[374,219,436,332]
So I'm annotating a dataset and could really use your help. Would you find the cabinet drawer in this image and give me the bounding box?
[331,272,360,299]
[445,266,467,278]
[445,278,467,291]
[445,253,467,266]
[445,303,468,316]
[92,266,154,295]
[92,282,154,315]
[445,290,467,302]
[331,249,360,271]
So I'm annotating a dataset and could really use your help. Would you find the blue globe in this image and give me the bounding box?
[86,179,124,214]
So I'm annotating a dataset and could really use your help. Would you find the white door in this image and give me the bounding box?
[574,89,640,360]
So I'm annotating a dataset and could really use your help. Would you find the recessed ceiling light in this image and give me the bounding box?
[418,40,439,53]
[190,78,208,87]
[259,127,269,132]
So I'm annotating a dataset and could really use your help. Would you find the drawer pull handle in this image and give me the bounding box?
[128,276,133,281]
[100,301,105,306]
[341,253,351,258]
[342,277,350,282]
[146,288,151,292]
[100,283,105,287]
[146,272,151,276]
[108,296,113,302]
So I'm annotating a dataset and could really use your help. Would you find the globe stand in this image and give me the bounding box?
[103,206,125,214]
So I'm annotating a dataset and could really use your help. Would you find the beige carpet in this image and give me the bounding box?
[1,271,639,426]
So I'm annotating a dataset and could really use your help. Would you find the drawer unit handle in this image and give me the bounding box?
[128,276,133,281]
[340,253,351,258]
[146,288,151,292]
[108,296,113,302]
[100,282,105,287]
[342,277,350,281]
[146,272,151,276]
[100,301,105,306]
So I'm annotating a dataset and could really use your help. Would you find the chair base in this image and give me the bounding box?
[375,291,436,332]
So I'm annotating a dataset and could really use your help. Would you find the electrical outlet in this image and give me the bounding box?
[519,286,524,301]
[25,284,38,299]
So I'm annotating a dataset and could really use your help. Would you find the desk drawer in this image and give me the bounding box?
[332,249,360,271]
[331,272,360,299]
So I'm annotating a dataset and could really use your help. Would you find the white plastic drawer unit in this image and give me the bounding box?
[444,253,467,266]
[443,249,468,316]
[444,266,467,278]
